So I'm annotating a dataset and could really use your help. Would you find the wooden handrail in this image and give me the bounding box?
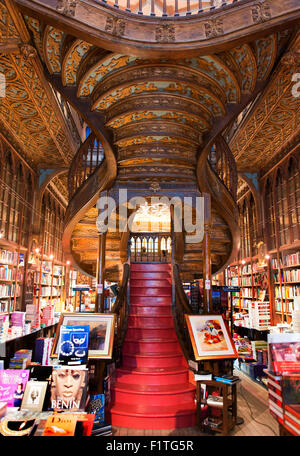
[110,262,130,354]
[207,135,238,202]
[173,263,193,315]
[111,262,130,314]
[172,262,194,361]
[68,132,104,200]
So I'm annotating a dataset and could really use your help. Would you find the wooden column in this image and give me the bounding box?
[96,232,106,313]
[203,193,212,313]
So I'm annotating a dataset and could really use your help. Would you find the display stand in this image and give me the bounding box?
[196,378,240,435]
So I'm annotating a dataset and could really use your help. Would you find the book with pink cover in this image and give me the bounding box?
[268,333,300,375]
[0,369,30,407]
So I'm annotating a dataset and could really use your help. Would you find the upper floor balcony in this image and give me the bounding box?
[94,0,239,17]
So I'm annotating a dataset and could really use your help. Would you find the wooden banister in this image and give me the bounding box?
[68,132,104,200]
[110,262,130,355]
[172,262,194,361]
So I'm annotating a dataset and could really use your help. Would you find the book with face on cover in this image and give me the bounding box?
[50,366,88,411]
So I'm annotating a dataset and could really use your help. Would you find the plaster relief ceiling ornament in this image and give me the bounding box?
[149,180,161,192]
[18,43,37,60]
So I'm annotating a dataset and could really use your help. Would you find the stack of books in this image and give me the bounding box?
[91,422,112,436]
[214,375,240,385]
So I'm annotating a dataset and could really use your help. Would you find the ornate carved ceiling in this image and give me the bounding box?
[23,16,293,188]
[230,30,300,175]
[0,0,77,169]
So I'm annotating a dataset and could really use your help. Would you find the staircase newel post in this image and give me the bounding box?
[96,192,107,313]
[202,193,212,313]
[96,232,106,313]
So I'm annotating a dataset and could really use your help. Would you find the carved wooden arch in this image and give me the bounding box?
[32,168,68,237]
[14,0,300,58]
[116,193,185,264]
[238,172,262,239]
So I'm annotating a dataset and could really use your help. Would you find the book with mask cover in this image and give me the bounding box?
[58,325,89,366]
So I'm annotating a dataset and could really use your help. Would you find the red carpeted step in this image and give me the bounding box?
[108,262,196,430]
[131,272,171,280]
[128,315,174,328]
[122,353,185,369]
[116,367,189,385]
[131,263,171,272]
[130,296,171,306]
[126,326,177,339]
[129,305,171,316]
[130,287,171,296]
[106,403,196,429]
[123,338,180,355]
[131,279,171,288]
[111,383,196,406]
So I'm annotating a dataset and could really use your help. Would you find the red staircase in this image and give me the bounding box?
[107,263,197,429]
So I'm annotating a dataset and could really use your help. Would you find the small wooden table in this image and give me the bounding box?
[196,379,240,436]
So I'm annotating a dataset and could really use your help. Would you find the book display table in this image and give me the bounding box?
[196,379,240,436]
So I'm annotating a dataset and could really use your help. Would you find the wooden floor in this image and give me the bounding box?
[111,370,279,437]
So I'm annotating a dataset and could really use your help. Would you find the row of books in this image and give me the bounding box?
[0,265,23,281]
[0,283,20,298]
[0,250,24,266]
[0,300,13,313]
[274,285,300,298]
[272,252,300,269]
[283,269,300,282]
[39,286,61,297]
[275,300,294,313]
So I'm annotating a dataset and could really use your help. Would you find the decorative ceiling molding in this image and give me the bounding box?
[12,0,300,57]
[230,31,300,173]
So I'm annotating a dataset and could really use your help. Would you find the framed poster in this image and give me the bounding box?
[21,381,48,412]
[51,313,116,359]
[185,315,238,361]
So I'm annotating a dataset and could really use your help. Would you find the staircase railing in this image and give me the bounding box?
[129,232,172,263]
[68,132,104,200]
[172,262,195,361]
[97,0,241,17]
[207,135,237,202]
[110,262,130,359]
[198,134,240,272]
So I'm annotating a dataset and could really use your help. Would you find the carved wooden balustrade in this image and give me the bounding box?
[68,132,104,200]
[129,232,172,263]
[110,262,130,356]
[172,262,194,361]
[97,0,240,17]
[207,135,238,202]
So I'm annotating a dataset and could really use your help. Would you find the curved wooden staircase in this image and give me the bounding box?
[107,263,197,429]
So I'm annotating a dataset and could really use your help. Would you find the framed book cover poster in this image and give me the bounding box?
[51,313,116,359]
[21,381,48,412]
[185,315,238,361]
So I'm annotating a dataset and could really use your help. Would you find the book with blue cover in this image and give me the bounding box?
[88,393,105,426]
[58,325,89,366]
